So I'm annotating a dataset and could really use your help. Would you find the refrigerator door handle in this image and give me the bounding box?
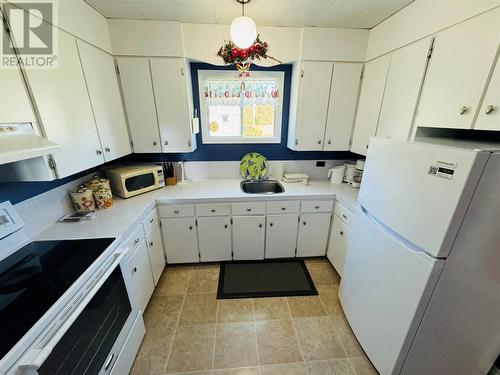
[360,205,443,260]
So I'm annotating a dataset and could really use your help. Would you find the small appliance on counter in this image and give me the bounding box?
[104,164,165,198]
[327,165,346,184]
[343,160,365,188]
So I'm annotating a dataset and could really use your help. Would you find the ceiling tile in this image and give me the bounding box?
[292,0,334,11]
[135,2,178,20]
[283,9,325,27]
[367,0,413,14]
[318,11,367,28]
[175,4,216,23]
[101,1,145,19]
[331,0,372,13]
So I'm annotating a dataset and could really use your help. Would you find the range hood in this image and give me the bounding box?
[0,123,60,165]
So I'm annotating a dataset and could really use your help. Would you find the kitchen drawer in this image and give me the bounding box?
[231,202,266,215]
[301,200,334,213]
[158,204,195,218]
[266,200,300,214]
[142,208,159,233]
[196,203,231,217]
[123,224,145,252]
[334,202,353,226]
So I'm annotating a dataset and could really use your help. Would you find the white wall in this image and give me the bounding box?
[301,27,368,62]
[366,0,500,60]
[107,19,368,64]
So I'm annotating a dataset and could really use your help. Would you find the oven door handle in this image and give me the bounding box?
[18,248,128,371]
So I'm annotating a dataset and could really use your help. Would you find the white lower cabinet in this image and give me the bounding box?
[296,213,331,257]
[197,216,232,262]
[127,240,155,312]
[327,215,351,277]
[232,216,266,260]
[161,218,199,264]
[265,214,299,258]
[146,223,166,285]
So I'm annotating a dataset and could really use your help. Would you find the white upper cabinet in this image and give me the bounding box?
[475,55,500,131]
[324,63,362,151]
[117,57,161,153]
[150,58,196,153]
[0,67,36,124]
[415,9,500,130]
[376,38,432,141]
[77,41,131,162]
[293,61,333,151]
[351,54,391,155]
[24,30,103,178]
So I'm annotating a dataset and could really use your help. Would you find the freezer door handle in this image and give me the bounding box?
[360,206,441,260]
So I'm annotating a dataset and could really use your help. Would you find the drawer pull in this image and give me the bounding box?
[246,208,252,212]
[315,205,320,209]
[174,210,180,214]
[211,209,217,213]
[189,226,193,230]
[259,223,263,228]
[150,218,154,223]
[340,231,344,236]
[342,214,347,219]
[485,105,495,115]
[270,223,274,227]
[281,207,286,211]
[149,241,154,247]
[134,238,140,245]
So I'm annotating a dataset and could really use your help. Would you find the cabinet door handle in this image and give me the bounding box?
[189,226,193,230]
[150,218,154,223]
[96,149,102,155]
[317,140,322,144]
[132,267,137,273]
[153,141,158,146]
[259,223,263,228]
[211,209,217,213]
[224,224,228,229]
[340,231,344,236]
[164,140,169,146]
[327,140,332,145]
[342,214,347,219]
[104,353,115,370]
[281,207,286,211]
[105,147,111,153]
[246,208,252,212]
[270,223,274,227]
[459,106,468,115]
[149,241,154,247]
[174,210,180,214]
[303,221,307,226]
[134,238,140,245]
[315,205,320,209]
[485,105,495,115]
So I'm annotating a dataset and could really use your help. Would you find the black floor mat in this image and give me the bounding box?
[217,259,318,299]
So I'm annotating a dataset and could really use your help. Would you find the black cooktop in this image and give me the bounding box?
[0,238,115,360]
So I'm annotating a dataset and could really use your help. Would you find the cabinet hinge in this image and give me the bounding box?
[159,221,162,228]
[294,248,297,256]
[300,69,304,78]
[48,156,57,170]
[195,219,198,226]
[188,140,191,147]
[348,139,352,147]
[130,140,134,148]
[115,64,120,75]
[298,216,300,223]
[295,139,298,146]
[230,218,233,225]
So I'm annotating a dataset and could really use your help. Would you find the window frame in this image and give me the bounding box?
[197,69,284,144]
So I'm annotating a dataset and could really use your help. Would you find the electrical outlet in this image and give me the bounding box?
[316,161,326,167]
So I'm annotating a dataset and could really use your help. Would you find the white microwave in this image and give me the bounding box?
[105,164,165,198]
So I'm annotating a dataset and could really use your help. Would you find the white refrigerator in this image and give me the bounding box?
[339,138,500,375]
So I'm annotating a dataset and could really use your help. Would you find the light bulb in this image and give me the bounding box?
[230,16,257,49]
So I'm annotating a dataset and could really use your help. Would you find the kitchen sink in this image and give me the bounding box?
[241,180,285,194]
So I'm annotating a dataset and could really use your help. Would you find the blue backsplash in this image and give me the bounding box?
[0,62,360,205]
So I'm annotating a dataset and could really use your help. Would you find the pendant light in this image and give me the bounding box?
[230,0,256,49]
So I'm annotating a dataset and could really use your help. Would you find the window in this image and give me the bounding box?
[198,70,284,144]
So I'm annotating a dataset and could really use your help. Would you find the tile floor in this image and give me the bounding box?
[130,259,379,375]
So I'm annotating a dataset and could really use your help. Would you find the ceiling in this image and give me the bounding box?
[85,0,414,29]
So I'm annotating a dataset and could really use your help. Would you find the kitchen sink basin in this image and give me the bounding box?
[241,180,285,194]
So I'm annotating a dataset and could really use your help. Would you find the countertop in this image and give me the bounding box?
[36,180,359,242]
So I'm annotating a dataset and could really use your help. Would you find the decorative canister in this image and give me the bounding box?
[70,187,96,213]
[93,188,113,210]
[85,176,111,192]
